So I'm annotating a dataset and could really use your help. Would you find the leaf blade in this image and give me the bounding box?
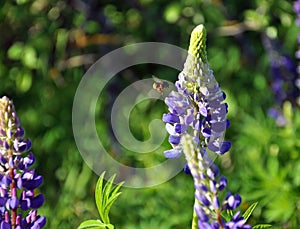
[77,219,114,229]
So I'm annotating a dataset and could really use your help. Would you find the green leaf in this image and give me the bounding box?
[77,220,114,229]
[95,172,124,224]
[95,172,106,222]
[252,224,272,229]
[220,209,233,222]
[243,202,258,221]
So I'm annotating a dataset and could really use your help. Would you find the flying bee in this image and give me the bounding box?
[152,76,169,95]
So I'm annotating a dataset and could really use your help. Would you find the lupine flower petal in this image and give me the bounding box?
[164,149,182,158]
[220,142,231,154]
[22,175,43,190]
[195,207,209,222]
[20,198,30,211]
[168,135,181,145]
[198,194,210,206]
[183,164,191,174]
[218,176,227,191]
[226,193,242,210]
[165,123,176,135]
[33,216,46,228]
[162,113,179,124]
[9,196,19,209]
[175,123,187,134]
[0,221,10,229]
[30,194,44,209]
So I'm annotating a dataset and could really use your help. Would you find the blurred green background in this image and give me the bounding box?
[0,0,300,228]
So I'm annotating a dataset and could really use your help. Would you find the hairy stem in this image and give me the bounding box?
[8,148,16,229]
[192,199,198,229]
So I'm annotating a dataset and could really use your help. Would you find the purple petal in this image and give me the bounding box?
[183,164,191,174]
[198,194,210,206]
[33,216,46,228]
[22,175,43,190]
[195,207,209,222]
[31,194,44,209]
[199,103,207,117]
[202,128,211,138]
[9,196,19,209]
[164,149,182,158]
[0,221,11,229]
[211,121,227,133]
[162,113,179,124]
[193,120,201,130]
[185,114,194,125]
[220,142,231,154]
[174,123,187,134]
[14,127,25,138]
[218,176,227,191]
[0,197,6,206]
[20,198,31,211]
[212,196,220,209]
[168,135,181,145]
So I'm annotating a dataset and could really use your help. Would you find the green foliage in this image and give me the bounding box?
[243,203,272,229]
[78,220,114,229]
[111,173,195,229]
[0,0,298,228]
[243,202,258,221]
[231,102,300,228]
[78,172,123,229]
[95,173,124,225]
[252,225,272,229]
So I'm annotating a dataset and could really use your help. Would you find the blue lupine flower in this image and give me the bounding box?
[0,96,46,228]
[162,25,251,229]
[262,32,300,126]
[262,9,300,125]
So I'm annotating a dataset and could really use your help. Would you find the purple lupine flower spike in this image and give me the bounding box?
[162,25,251,228]
[163,26,231,159]
[262,32,299,126]
[0,96,46,228]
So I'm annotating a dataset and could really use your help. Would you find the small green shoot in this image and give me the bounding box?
[77,172,124,229]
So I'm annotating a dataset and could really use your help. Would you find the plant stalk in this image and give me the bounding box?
[192,199,198,229]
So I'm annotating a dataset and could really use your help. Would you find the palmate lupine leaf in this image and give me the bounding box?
[220,210,234,222]
[243,202,272,228]
[242,203,272,228]
[252,224,272,229]
[243,202,258,221]
[96,172,124,224]
[78,172,124,229]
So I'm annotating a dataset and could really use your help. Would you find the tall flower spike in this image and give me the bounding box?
[0,96,46,229]
[163,25,251,229]
[163,24,231,159]
[262,33,299,126]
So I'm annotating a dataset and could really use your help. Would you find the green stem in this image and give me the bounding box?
[192,199,198,229]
